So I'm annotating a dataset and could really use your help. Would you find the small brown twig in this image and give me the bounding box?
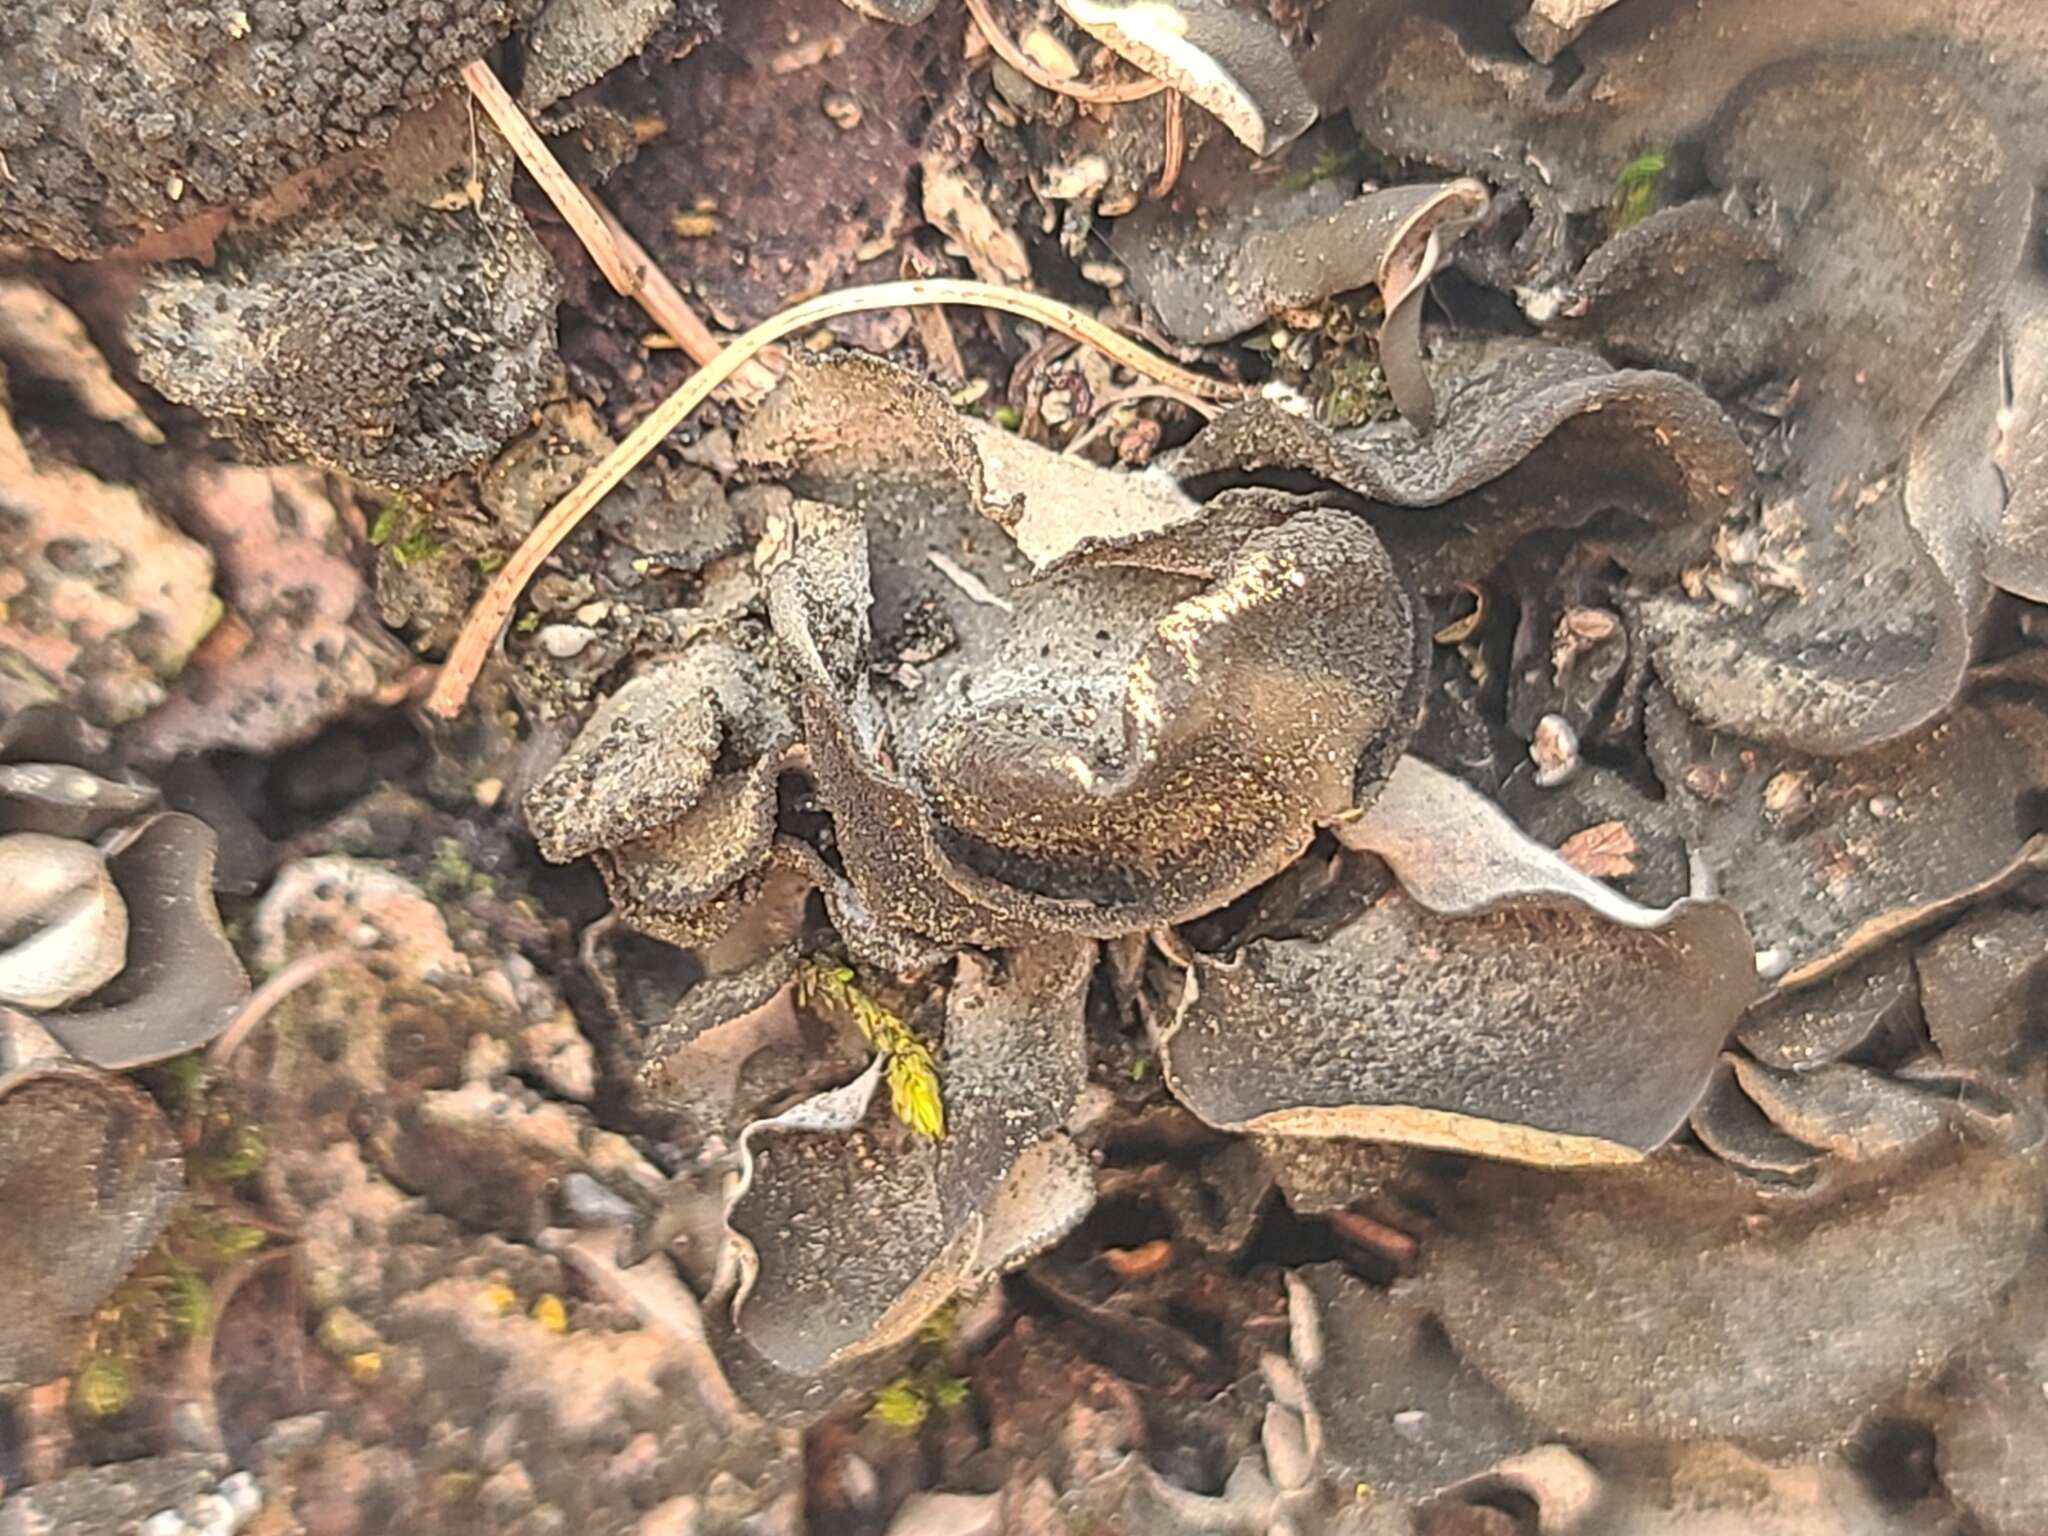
[424,277,1252,720]
[461,59,778,404]
[1154,90,1186,199]
[592,201,781,404]
[460,60,638,296]
[961,0,1165,104]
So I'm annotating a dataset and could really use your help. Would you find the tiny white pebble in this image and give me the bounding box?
[186,1493,235,1536]
[839,1451,879,1509]
[1530,713,1581,788]
[537,623,596,659]
[140,1513,186,1536]
[219,1471,263,1522]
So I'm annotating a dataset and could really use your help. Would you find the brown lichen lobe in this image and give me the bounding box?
[741,355,1424,946]
[532,355,1426,956]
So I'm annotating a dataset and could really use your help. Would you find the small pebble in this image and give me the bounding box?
[1079,260,1126,288]
[1019,26,1079,77]
[537,623,595,659]
[1683,763,1735,803]
[953,1285,1010,1352]
[184,1492,234,1536]
[1530,714,1581,788]
[1703,571,1752,610]
[464,1032,515,1081]
[562,1171,638,1228]
[219,1472,262,1523]
[839,1452,880,1510]
[821,91,862,130]
[1762,770,1810,822]
[1868,794,1900,819]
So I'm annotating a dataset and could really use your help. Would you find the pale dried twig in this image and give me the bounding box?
[927,549,1015,613]
[460,59,638,296]
[424,277,1252,719]
[961,0,1165,103]
[208,949,357,1066]
[592,201,781,404]
[461,58,778,404]
[1154,90,1186,199]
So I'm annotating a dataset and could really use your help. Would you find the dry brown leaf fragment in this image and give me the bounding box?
[1556,820,1638,880]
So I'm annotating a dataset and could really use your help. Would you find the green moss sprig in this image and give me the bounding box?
[1613,151,1669,232]
[795,960,946,1140]
[72,1055,275,1421]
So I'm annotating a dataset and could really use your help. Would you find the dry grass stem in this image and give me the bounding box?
[425,277,1251,719]
[961,0,1165,103]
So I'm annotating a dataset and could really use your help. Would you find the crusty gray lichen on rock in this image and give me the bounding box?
[0,0,546,258]
[129,97,560,487]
